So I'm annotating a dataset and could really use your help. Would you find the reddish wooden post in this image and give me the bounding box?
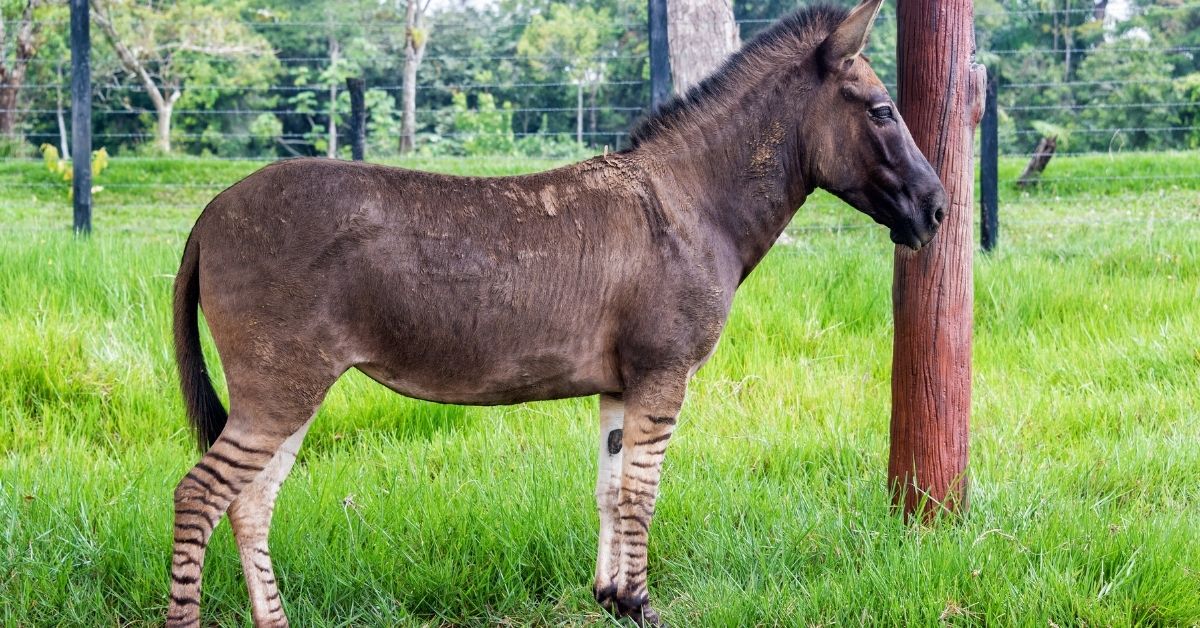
[889,0,985,519]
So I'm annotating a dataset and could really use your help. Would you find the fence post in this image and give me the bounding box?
[648,0,670,109]
[347,78,366,161]
[70,0,91,235]
[980,72,999,252]
[890,0,984,520]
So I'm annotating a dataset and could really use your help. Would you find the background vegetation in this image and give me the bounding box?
[1,153,1198,625]
[3,0,1200,159]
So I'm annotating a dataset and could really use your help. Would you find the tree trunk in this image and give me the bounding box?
[92,0,178,153]
[1063,0,1073,81]
[401,52,418,152]
[890,0,984,521]
[589,81,599,138]
[0,84,20,136]
[57,64,70,159]
[400,0,429,153]
[666,0,739,95]
[327,34,340,159]
[1017,136,1057,188]
[576,82,583,145]
[156,98,176,153]
[0,0,42,136]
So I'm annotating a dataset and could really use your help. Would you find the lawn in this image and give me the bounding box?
[1,151,1198,626]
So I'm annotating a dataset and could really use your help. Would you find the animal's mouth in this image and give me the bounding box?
[890,226,931,251]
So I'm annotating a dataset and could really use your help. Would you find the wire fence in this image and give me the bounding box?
[3,1,1198,238]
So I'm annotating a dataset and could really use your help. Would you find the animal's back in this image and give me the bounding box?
[188,157,661,404]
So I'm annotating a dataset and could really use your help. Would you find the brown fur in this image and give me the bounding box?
[166,2,945,626]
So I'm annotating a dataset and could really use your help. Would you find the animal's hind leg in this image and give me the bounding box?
[167,367,335,628]
[227,420,314,627]
[168,422,294,628]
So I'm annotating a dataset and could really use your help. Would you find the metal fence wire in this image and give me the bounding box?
[2,1,1198,235]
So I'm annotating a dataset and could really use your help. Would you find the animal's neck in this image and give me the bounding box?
[632,78,814,281]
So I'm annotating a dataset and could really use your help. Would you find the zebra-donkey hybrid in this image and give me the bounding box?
[168,0,946,625]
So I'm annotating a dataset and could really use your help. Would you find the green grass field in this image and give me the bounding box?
[1,152,1198,626]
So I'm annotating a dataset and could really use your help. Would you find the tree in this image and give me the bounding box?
[399,0,432,153]
[0,0,43,139]
[518,3,614,145]
[667,0,739,94]
[90,0,275,153]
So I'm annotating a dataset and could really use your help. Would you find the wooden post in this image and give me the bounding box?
[890,0,984,520]
[648,0,670,109]
[346,77,366,161]
[980,73,998,252]
[70,0,92,235]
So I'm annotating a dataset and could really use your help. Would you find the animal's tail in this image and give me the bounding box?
[173,233,227,451]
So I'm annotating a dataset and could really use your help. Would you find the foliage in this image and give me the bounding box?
[90,0,280,154]
[518,4,614,87]
[4,0,1200,157]
[38,144,109,198]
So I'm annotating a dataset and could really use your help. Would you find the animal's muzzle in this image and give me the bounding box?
[892,187,946,251]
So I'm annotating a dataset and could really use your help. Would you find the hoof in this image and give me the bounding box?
[595,590,663,627]
[594,583,618,607]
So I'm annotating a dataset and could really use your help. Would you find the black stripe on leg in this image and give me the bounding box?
[184,469,233,499]
[207,450,263,472]
[630,460,656,469]
[169,593,200,606]
[648,415,676,425]
[172,555,200,568]
[175,508,219,527]
[170,572,199,585]
[193,461,234,486]
[174,522,210,537]
[620,515,649,531]
[634,433,672,447]
[223,438,276,457]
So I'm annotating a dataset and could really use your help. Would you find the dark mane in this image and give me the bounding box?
[625,4,849,149]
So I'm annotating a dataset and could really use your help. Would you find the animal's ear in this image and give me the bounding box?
[820,0,885,73]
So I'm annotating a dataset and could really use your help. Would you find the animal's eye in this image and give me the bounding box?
[869,105,893,120]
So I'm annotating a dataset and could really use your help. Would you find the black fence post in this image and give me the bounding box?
[980,72,999,252]
[648,0,670,109]
[70,0,92,235]
[347,78,366,161]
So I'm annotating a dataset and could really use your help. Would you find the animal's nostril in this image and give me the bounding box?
[934,208,945,224]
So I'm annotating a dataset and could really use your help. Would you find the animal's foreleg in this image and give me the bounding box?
[227,421,313,628]
[593,394,625,606]
[608,380,686,627]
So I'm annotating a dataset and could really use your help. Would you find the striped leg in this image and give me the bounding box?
[168,425,292,628]
[226,420,313,628]
[593,394,625,606]
[607,379,686,627]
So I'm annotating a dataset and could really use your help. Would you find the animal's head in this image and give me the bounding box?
[802,0,947,250]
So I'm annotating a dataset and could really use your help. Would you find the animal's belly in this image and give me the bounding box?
[355,347,621,406]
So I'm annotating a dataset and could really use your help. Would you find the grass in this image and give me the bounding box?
[1,150,1199,626]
